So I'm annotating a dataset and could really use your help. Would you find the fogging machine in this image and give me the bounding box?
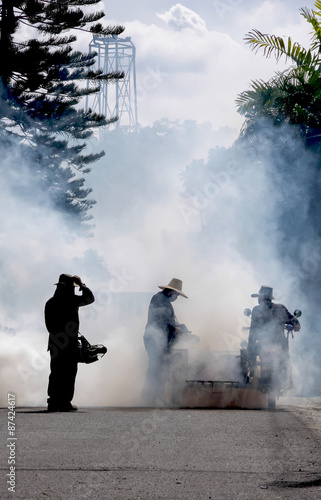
[78,333,107,364]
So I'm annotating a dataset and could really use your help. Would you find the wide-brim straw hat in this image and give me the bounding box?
[251,285,274,300]
[158,278,188,298]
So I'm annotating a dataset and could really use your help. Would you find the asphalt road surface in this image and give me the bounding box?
[1,398,321,499]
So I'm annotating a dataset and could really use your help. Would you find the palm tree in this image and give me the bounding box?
[236,1,321,146]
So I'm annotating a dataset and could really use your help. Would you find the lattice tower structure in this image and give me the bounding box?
[86,35,138,132]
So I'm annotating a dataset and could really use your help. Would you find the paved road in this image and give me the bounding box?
[1,399,321,499]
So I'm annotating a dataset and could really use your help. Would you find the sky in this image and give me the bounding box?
[1,0,319,407]
[95,0,316,143]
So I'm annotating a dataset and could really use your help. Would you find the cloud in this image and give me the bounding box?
[99,2,313,137]
[234,1,313,48]
[157,3,207,34]
[114,17,281,137]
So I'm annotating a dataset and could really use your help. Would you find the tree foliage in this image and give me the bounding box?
[0,1,125,234]
[236,1,321,149]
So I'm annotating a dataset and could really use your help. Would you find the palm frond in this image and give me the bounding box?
[313,0,321,17]
[238,2,321,139]
[235,79,282,115]
[300,6,321,52]
[244,29,316,67]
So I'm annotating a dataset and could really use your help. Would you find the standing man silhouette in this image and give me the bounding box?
[142,278,188,405]
[45,274,95,412]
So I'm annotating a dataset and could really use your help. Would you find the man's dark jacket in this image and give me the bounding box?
[249,302,300,353]
[145,291,176,346]
[45,285,95,354]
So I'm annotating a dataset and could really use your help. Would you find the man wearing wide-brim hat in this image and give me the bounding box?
[142,278,188,405]
[247,285,300,378]
[45,274,95,412]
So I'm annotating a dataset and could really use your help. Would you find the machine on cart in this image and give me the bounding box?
[166,349,269,409]
[165,308,302,409]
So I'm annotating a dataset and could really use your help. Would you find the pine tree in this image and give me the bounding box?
[0,1,125,234]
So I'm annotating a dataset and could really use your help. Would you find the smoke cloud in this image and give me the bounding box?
[1,112,320,408]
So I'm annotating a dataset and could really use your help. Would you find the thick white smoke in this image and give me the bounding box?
[1,117,320,408]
